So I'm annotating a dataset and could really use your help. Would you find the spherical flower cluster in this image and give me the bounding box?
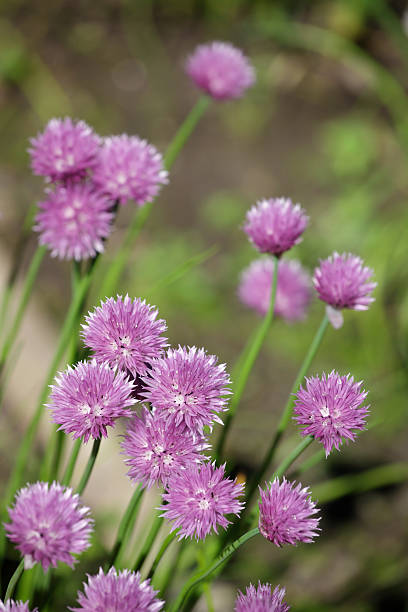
[161,462,244,540]
[186,41,255,101]
[235,583,290,612]
[5,481,93,571]
[29,117,100,182]
[122,407,208,489]
[70,567,164,611]
[82,295,168,378]
[34,183,114,261]
[0,602,37,612]
[141,345,231,432]
[238,257,312,322]
[244,198,308,256]
[48,359,136,442]
[294,371,369,456]
[258,478,320,547]
[93,135,168,205]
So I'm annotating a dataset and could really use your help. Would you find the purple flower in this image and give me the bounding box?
[258,478,320,547]
[0,601,37,612]
[238,257,312,322]
[82,296,168,378]
[34,183,114,261]
[313,252,376,328]
[122,407,208,489]
[70,567,164,611]
[29,118,100,182]
[186,41,255,101]
[161,462,244,540]
[235,583,290,612]
[244,198,308,256]
[4,481,93,571]
[48,359,136,443]
[141,346,231,432]
[294,371,369,456]
[93,135,168,205]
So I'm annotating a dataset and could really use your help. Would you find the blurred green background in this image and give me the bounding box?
[1,0,408,610]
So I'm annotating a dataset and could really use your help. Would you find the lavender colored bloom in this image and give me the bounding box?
[93,135,168,206]
[244,198,308,256]
[122,407,208,489]
[258,477,320,547]
[29,117,100,182]
[161,462,244,540]
[141,346,231,432]
[0,601,37,612]
[294,371,369,456]
[34,183,113,261]
[313,252,376,328]
[186,41,255,101]
[239,257,312,322]
[48,359,136,443]
[82,296,168,378]
[70,567,164,611]
[4,482,93,571]
[235,583,290,612]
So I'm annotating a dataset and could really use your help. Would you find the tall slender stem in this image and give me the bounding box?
[61,438,82,486]
[109,484,144,567]
[133,514,164,572]
[4,559,25,601]
[146,531,176,581]
[170,528,259,612]
[216,256,279,462]
[164,96,210,170]
[76,438,101,496]
[246,313,329,505]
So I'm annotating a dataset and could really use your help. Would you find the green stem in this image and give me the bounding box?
[76,438,101,496]
[216,255,279,462]
[61,438,82,486]
[4,559,25,601]
[0,245,47,375]
[158,540,186,597]
[146,531,177,581]
[246,313,329,505]
[109,484,144,567]
[48,430,66,482]
[164,96,210,170]
[170,528,259,612]
[203,583,215,612]
[133,514,164,572]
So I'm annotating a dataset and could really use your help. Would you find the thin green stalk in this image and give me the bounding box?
[4,559,25,601]
[133,514,164,572]
[203,583,215,612]
[158,539,186,597]
[61,438,82,486]
[146,531,177,581]
[246,313,329,504]
[170,528,259,612]
[216,256,279,462]
[0,245,47,375]
[109,484,144,567]
[99,96,210,298]
[76,438,102,496]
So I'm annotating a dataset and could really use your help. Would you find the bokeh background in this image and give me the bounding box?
[1,1,408,610]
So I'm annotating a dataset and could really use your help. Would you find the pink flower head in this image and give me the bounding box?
[70,567,164,611]
[239,257,312,322]
[122,407,208,489]
[161,462,244,540]
[258,477,320,547]
[93,135,168,205]
[48,359,136,443]
[313,252,376,324]
[235,583,290,612]
[0,602,37,612]
[186,41,255,101]
[4,481,93,571]
[82,296,168,378]
[244,198,308,256]
[29,117,100,182]
[141,346,231,432]
[294,371,369,456]
[34,183,113,261]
